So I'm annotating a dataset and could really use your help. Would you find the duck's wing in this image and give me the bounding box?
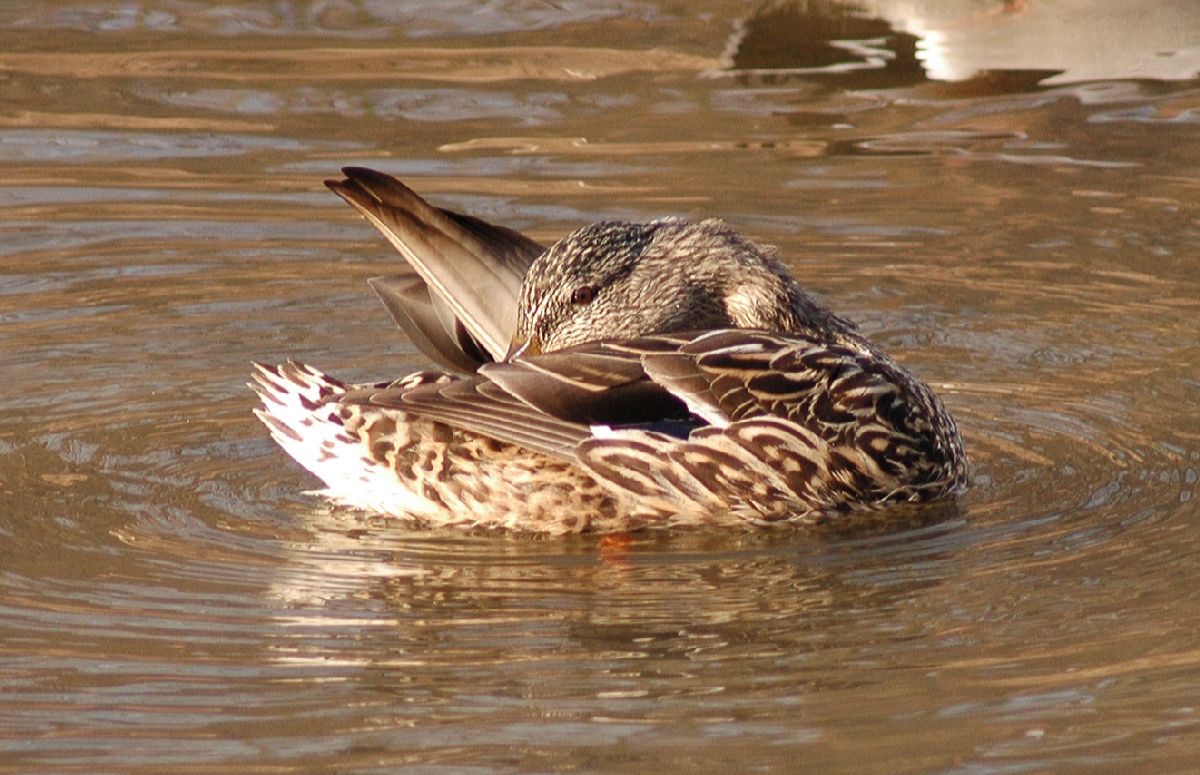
[335,329,868,463]
[348,374,591,460]
[326,167,545,370]
[366,272,492,375]
[336,340,696,461]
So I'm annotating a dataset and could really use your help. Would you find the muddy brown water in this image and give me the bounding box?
[2,1,1199,772]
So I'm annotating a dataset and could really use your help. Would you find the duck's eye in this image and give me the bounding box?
[570,285,596,306]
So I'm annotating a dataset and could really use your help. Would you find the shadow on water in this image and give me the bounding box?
[1,0,1199,771]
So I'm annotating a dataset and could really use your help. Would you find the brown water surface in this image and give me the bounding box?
[2,1,1199,772]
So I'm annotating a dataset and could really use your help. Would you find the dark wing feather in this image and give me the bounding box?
[332,341,694,460]
[326,167,544,367]
[367,273,491,374]
[340,376,590,461]
[479,347,690,425]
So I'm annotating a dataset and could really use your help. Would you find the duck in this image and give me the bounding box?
[252,167,968,533]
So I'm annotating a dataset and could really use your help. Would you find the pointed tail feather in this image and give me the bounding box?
[326,168,543,364]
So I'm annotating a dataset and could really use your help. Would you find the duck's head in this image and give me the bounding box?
[507,218,852,358]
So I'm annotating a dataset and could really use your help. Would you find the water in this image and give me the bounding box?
[2,1,1199,771]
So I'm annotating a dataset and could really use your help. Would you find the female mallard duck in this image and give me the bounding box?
[253,167,967,533]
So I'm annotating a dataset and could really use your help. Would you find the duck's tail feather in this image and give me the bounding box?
[250,362,439,516]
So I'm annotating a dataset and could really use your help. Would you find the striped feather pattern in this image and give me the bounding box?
[254,326,966,530]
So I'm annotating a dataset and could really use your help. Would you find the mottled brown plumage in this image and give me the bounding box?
[252,168,968,532]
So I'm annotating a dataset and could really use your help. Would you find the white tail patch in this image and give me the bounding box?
[250,362,438,517]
